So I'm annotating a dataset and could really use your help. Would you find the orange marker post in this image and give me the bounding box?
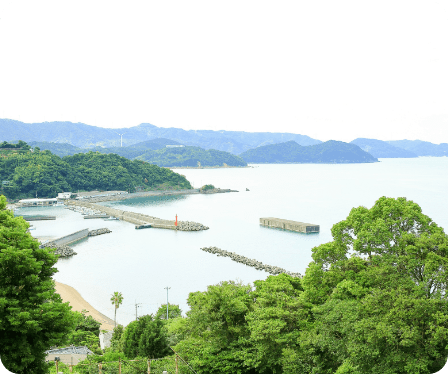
[175,214,178,227]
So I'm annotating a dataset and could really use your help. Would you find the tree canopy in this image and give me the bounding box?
[172,197,448,374]
[0,144,192,200]
[0,195,75,373]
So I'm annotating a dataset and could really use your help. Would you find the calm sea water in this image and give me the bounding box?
[20,158,448,326]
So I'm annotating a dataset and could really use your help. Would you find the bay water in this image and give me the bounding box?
[20,158,448,326]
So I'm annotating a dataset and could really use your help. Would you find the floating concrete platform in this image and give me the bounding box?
[260,217,319,233]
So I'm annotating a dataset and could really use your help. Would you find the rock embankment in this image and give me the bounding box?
[41,242,77,258]
[177,221,209,231]
[200,246,302,278]
[88,228,112,236]
[200,188,238,194]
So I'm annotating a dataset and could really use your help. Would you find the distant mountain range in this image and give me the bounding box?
[1,118,447,159]
[350,138,418,158]
[350,138,448,158]
[0,119,321,154]
[387,140,448,157]
[239,140,378,163]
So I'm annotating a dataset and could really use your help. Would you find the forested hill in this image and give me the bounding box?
[28,140,247,167]
[239,140,378,163]
[0,118,321,154]
[350,138,417,158]
[0,144,191,200]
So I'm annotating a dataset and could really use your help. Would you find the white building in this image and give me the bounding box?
[57,192,73,199]
[18,198,58,207]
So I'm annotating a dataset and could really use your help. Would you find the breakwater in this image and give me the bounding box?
[40,228,112,257]
[88,228,112,236]
[74,188,238,203]
[68,201,209,231]
[200,246,302,278]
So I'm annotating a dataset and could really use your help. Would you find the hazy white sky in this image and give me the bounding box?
[1,1,448,143]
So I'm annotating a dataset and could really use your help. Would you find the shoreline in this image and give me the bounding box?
[54,281,115,331]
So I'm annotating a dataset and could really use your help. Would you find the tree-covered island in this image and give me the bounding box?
[0,142,192,200]
[239,140,378,163]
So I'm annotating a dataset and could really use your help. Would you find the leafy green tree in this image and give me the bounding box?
[299,196,448,374]
[122,314,170,359]
[175,280,255,374]
[0,195,75,374]
[110,324,124,352]
[243,274,312,374]
[156,303,182,320]
[111,291,123,328]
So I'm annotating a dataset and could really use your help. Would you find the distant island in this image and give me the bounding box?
[239,140,378,164]
[0,142,192,200]
[350,138,418,158]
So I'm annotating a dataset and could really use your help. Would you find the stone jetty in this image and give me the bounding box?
[176,221,209,231]
[68,201,209,231]
[200,246,302,278]
[88,228,112,236]
[40,228,112,258]
[40,242,77,258]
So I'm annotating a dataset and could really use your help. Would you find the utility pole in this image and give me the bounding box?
[135,300,142,320]
[164,287,171,319]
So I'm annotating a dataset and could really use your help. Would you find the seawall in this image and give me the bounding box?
[68,201,209,231]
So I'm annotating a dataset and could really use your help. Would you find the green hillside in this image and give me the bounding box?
[136,146,247,167]
[239,140,378,163]
[0,143,192,200]
[26,140,247,167]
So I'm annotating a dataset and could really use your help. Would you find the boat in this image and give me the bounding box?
[104,216,119,220]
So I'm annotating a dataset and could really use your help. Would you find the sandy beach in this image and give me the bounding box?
[54,281,115,331]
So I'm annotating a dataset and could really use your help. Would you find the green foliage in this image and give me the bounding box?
[240,140,378,163]
[175,280,254,374]
[200,184,215,191]
[299,196,448,373]
[243,274,311,373]
[0,142,192,199]
[122,314,170,359]
[53,309,102,353]
[110,324,124,352]
[156,303,182,320]
[0,195,75,374]
[0,140,31,150]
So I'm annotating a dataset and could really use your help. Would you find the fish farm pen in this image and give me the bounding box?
[259,217,319,233]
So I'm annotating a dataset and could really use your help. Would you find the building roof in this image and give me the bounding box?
[45,346,94,355]
[18,198,58,203]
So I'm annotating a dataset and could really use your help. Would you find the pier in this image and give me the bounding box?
[67,201,209,231]
[260,217,319,233]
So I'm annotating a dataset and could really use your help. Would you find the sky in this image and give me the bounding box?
[1,1,448,143]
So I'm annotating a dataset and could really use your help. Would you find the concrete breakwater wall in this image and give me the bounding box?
[200,246,302,278]
[70,201,209,231]
[41,228,112,257]
[52,229,90,246]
